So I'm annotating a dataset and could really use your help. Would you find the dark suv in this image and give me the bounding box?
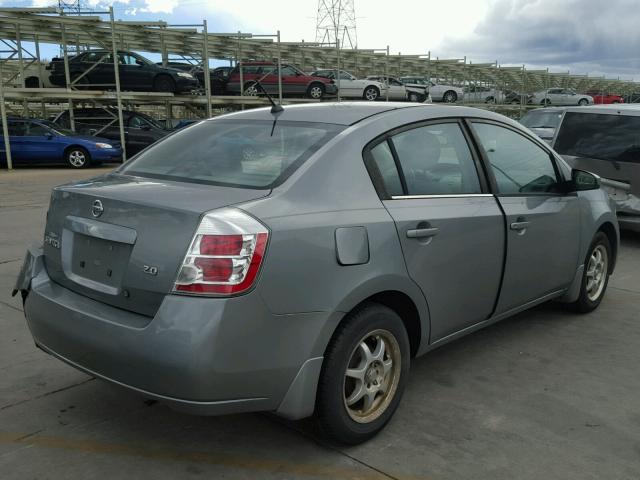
[226,62,337,99]
[52,108,170,156]
[49,50,199,93]
[544,105,640,231]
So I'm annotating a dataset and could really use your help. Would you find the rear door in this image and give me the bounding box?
[469,121,581,313]
[367,120,505,341]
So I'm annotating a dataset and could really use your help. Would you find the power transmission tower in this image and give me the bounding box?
[58,0,81,15]
[315,0,357,49]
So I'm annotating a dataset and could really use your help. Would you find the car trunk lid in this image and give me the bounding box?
[43,173,270,317]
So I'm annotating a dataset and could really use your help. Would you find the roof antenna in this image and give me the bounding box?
[254,80,284,113]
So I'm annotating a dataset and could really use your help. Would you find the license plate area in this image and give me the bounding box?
[70,232,131,290]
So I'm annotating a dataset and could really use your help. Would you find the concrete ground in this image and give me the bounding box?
[1,166,639,480]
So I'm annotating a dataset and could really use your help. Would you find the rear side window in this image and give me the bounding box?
[120,119,343,189]
[369,141,403,197]
[555,112,640,164]
[391,123,482,195]
[473,123,560,194]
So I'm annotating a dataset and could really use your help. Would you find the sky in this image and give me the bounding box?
[7,0,640,79]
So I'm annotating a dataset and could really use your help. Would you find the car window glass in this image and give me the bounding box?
[121,120,343,189]
[339,72,353,80]
[26,123,50,136]
[7,122,27,136]
[554,112,640,164]
[83,51,106,63]
[390,79,403,86]
[391,123,482,195]
[280,66,298,76]
[473,123,560,194]
[369,141,403,197]
[119,54,138,65]
[519,110,563,129]
[259,66,276,74]
[238,65,260,74]
[129,116,146,128]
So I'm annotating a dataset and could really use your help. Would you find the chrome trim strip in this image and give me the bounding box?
[390,193,494,200]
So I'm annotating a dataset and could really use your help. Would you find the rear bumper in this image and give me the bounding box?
[19,246,328,418]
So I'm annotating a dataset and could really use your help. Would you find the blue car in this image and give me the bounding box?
[0,118,122,168]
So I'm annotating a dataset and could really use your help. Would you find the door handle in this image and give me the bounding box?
[510,220,531,231]
[406,227,439,239]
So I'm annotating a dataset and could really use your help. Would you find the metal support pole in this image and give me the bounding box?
[385,45,389,101]
[336,38,341,102]
[277,30,282,103]
[34,34,46,117]
[237,31,243,109]
[109,7,127,161]
[202,20,212,118]
[15,24,28,116]
[0,63,12,170]
[60,20,75,131]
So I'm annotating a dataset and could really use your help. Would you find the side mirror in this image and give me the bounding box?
[570,169,600,191]
[135,60,145,66]
[46,132,54,139]
[140,125,151,131]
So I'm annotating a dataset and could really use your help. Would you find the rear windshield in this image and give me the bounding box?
[519,110,563,129]
[119,119,343,188]
[555,112,640,164]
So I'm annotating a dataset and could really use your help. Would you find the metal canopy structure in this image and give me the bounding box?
[0,7,639,170]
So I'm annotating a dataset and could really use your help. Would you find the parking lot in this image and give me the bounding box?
[1,167,639,479]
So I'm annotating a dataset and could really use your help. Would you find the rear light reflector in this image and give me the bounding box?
[174,208,269,296]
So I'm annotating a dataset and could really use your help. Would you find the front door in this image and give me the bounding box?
[367,120,505,341]
[470,121,581,314]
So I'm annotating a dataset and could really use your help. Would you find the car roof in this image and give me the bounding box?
[561,104,640,116]
[210,102,513,127]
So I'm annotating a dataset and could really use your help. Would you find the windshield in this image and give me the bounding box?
[555,112,640,164]
[136,114,164,130]
[119,119,344,189]
[520,110,563,129]
[39,120,74,136]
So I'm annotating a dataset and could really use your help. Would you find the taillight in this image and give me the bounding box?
[174,208,268,296]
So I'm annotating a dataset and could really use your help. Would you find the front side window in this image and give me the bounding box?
[25,123,50,136]
[120,120,343,189]
[7,122,27,136]
[473,123,560,194]
[390,123,482,195]
[280,66,298,76]
[554,112,640,164]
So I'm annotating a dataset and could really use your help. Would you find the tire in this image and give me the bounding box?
[442,90,457,103]
[362,86,380,101]
[25,77,40,88]
[578,98,588,106]
[243,82,259,96]
[315,303,410,445]
[65,147,91,169]
[541,99,551,106]
[408,92,420,102]
[485,96,496,104]
[569,232,611,313]
[307,83,325,99]
[153,75,175,93]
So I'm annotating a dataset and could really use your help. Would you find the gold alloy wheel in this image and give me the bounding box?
[343,329,401,424]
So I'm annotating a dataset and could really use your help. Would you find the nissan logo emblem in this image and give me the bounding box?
[91,199,104,218]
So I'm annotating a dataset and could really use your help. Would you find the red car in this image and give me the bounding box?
[226,61,337,99]
[587,91,624,104]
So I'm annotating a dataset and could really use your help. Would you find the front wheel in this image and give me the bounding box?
[307,83,325,99]
[315,303,410,445]
[362,86,380,101]
[153,75,176,93]
[408,92,420,102]
[66,147,91,169]
[442,90,457,103]
[578,98,589,106]
[570,232,611,313]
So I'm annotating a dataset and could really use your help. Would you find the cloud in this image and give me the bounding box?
[140,0,178,14]
[435,0,640,78]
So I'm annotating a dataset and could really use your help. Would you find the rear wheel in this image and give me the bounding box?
[307,83,325,99]
[153,75,175,93]
[442,90,457,103]
[570,232,611,313]
[66,147,91,169]
[408,92,420,102]
[316,303,410,445]
[243,82,259,96]
[362,86,380,101]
